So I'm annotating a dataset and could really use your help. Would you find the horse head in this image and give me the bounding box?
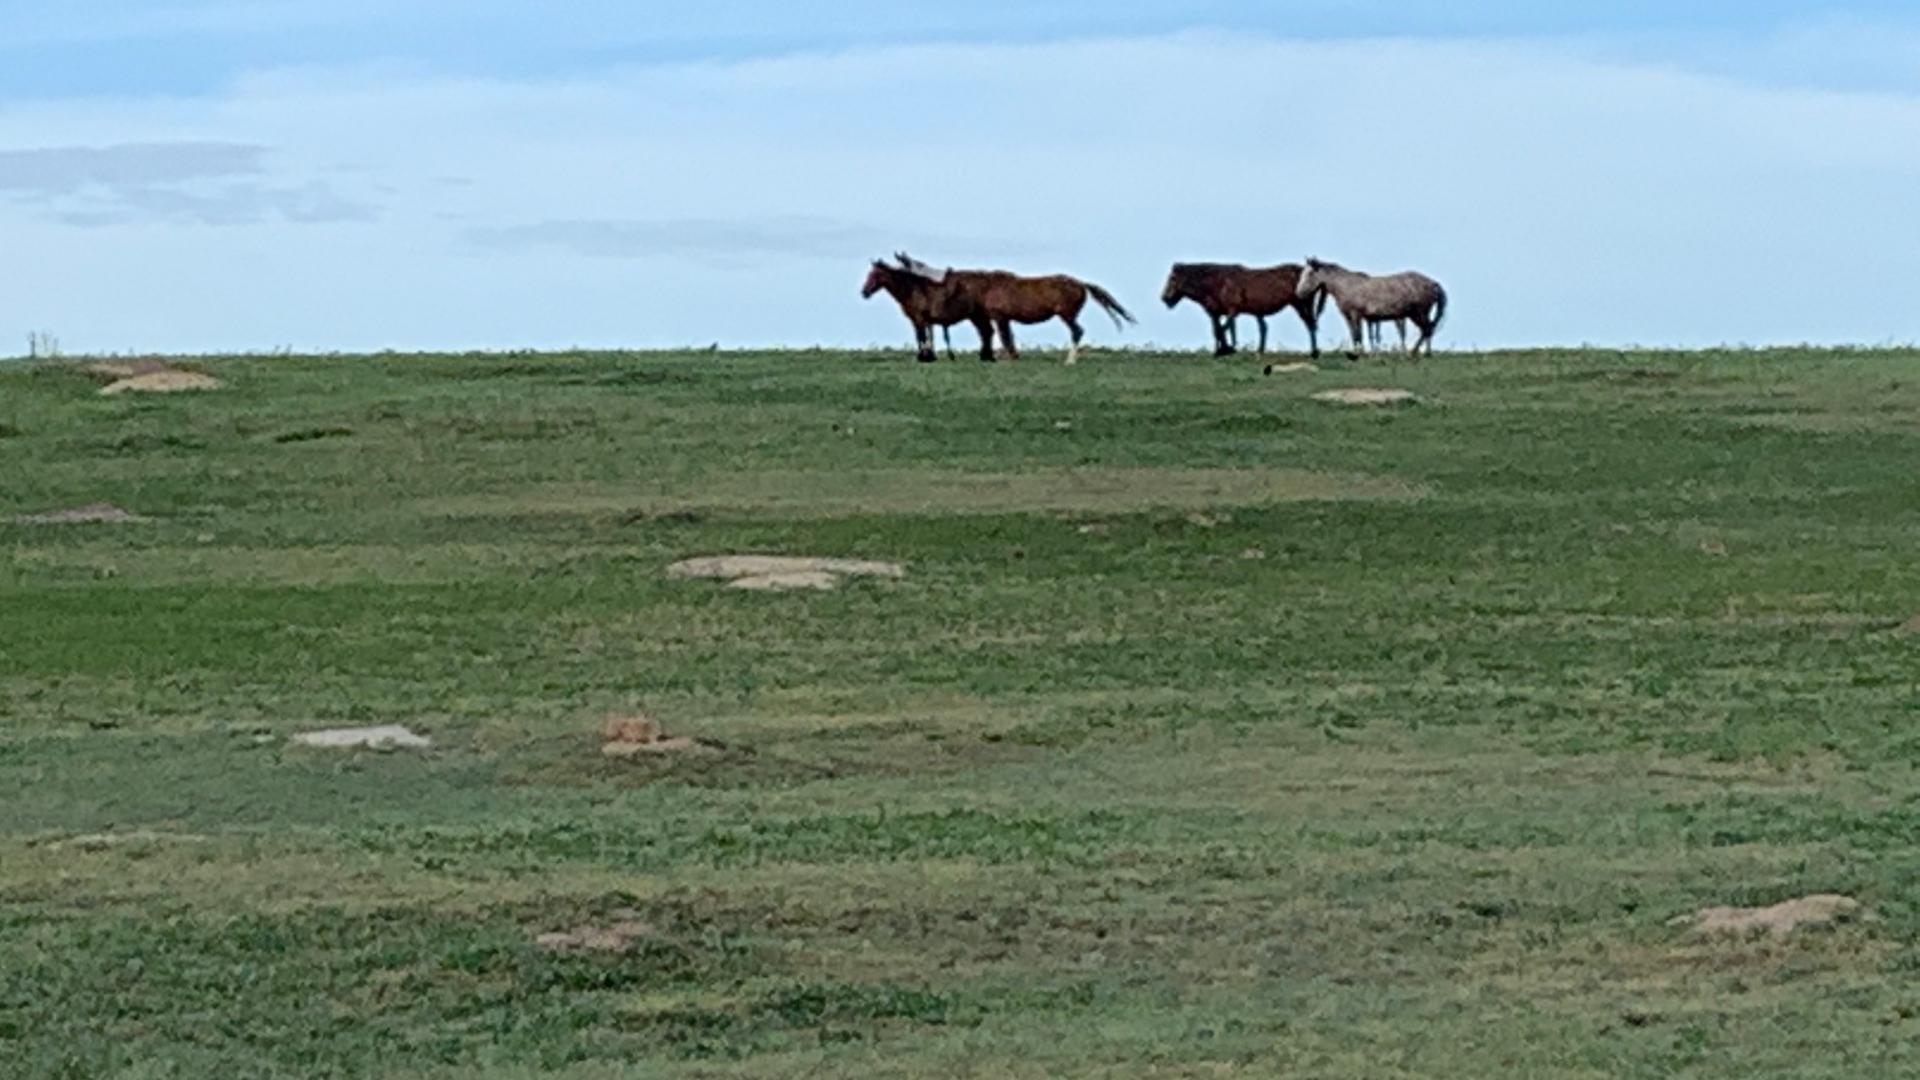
[861,259,892,298]
[1162,264,1196,308]
[1297,258,1328,298]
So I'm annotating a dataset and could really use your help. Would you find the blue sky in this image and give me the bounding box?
[2,2,1918,353]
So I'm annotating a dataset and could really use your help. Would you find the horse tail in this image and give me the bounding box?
[1084,282,1136,331]
[1430,285,1448,334]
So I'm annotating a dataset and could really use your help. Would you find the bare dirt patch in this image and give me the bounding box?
[1263,362,1320,375]
[668,555,906,592]
[1896,615,1920,637]
[291,725,432,750]
[600,714,716,758]
[99,371,224,395]
[1313,388,1420,406]
[1670,894,1866,938]
[535,915,656,954]
[12,503,146,525]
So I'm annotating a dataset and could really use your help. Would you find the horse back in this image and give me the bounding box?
[1235,265,1306,314]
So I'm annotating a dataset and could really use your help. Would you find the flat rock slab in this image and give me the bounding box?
[668,555,905,592]
[292,725,432,750]
[730,571,840,591]
[1671,894,1865,938]
[12,503,146,525]
[1263,362,1320,375]
[1314,388,1419,406]
[99,371,224,395]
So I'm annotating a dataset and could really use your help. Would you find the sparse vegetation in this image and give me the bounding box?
[3,347,1918,1077]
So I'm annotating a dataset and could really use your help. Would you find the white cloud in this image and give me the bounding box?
[0,32,1917,352]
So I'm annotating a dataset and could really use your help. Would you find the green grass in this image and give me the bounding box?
[2,346,1918,1077]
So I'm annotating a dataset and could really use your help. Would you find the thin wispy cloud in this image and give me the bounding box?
[0,141,264,193]
[0,140,377,227]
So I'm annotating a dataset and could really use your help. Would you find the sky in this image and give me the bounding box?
[1,2,1918,354]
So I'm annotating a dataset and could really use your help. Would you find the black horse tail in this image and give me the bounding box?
[1085,282,1136,331]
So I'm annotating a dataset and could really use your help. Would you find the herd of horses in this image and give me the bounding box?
[862,253,1448,364]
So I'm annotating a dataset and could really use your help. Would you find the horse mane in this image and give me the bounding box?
[894,251,949,284]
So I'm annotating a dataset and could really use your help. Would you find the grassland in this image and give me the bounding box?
[2,346,1917,1078]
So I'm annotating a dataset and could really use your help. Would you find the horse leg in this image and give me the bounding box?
[1346,312,1365,359]
[1397,319,1409,355]
[1064,316,1084,366]
[916,321,936,363]
[1210,314,1230,356]
[1412,313,1435,357]
[975,317,996,363]
[1257,315,1269,355]
[942,324,954,362]
[1301,302,1320,359]
[997,319,1019,361]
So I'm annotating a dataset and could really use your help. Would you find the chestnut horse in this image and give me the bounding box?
[898,252,1134,364]
[860,257,984,362]
[1161,262,1324,358]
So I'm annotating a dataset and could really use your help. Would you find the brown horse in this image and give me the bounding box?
[956,270,1128,363]
[916,257,1133,364]
[1161,262,1324,358]
[860,256,984,362]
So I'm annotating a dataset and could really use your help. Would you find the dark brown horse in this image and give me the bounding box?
[1161,262,1324,358]
[860,256,984,362]
[919,256,1133,364]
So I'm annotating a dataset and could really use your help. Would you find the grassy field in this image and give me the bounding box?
[2,346,1918,1078]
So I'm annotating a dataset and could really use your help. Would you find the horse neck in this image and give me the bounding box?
[881,274,920,303]
[1317,268,1365,298]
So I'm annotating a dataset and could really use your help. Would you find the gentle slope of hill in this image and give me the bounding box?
[3,348,1918,1077]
